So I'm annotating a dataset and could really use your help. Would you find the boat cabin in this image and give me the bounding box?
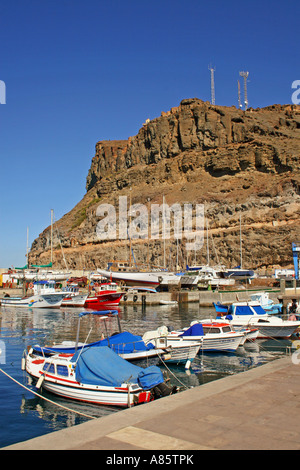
[33,280,57,295]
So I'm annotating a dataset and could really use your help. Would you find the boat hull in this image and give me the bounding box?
[230,320,300,339]
[1,293,65,308]
[97,269,178,288]
[61,294,88,307]
[25,351,153,407]
[168,335,244,352]
[84,292,123,308]
[40,379,147,407]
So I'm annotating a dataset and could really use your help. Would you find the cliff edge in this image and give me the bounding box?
[29,98,300,272]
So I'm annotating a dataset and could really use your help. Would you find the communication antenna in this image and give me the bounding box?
[238,80,242,109]
[208,65,215,105]
[239,71,249,110]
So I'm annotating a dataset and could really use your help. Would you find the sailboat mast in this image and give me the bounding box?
[240,213,243,269]
[206,219,209,265]
[163,195,166,268]
[50,209,53,265]
[26,227,29,267]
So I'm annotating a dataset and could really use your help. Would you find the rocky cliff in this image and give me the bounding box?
[30,98,300,272]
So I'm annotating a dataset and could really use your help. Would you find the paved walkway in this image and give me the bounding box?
[3,356,300,450]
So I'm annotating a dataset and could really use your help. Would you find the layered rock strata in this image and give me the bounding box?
[29,99,300,272]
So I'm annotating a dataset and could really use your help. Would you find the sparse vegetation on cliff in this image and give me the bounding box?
[29,99,300,271]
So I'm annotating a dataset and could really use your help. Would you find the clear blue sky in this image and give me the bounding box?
[0,0,299,268]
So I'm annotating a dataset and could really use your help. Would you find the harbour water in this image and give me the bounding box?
[0,302,293,448]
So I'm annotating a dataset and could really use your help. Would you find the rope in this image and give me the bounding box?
[0,367,96,420]
[157,352,190,389]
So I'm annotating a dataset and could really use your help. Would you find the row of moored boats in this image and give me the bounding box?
[22,295,300,408]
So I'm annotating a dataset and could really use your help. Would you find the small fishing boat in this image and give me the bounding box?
[0,280,66,308]
[24,345,176,407]
[218,302,300,338]
[172,321,245,352]
[61,285,88,307]
[214,292,283,315]
[143,321,245,353]
[85,283,124,308]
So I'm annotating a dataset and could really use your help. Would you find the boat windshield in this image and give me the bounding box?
[252,305,267,315]
[203,327,221,334]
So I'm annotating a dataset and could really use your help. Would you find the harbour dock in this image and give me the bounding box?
[4,355,300,451]
[0,286,285,307]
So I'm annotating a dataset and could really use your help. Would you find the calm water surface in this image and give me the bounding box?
[0,302,293,448]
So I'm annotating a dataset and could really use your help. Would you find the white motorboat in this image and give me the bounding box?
[0,280,66,308]
[220,302,300,338]
[12,269,71,281]
[143,322,244,353]
[61,285,88,307]
[184,265,235,287]
[24,345,176,407]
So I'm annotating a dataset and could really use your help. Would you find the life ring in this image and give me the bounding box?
[29,283,34,289]
[133,294,138,302]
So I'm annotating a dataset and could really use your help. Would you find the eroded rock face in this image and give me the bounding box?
[30,99,300,271]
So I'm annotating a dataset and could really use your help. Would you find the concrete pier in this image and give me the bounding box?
[4,355,300,451]
[119,288,282,306]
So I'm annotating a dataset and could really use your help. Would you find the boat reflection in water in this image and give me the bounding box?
[0,303,294,448]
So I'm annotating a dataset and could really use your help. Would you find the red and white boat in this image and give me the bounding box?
[23,345,175,407]
[84,283,124,309]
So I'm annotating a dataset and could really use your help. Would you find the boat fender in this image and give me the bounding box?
[21,350,27,370]
[133,294,138,302]
[36,375,45,389]
[123,295,127,301]
[162,353,172,361]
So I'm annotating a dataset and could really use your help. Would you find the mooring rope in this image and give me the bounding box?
[0,367,96,420]
[157,352,190,389]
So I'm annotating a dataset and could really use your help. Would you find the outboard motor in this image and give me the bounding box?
[152,382,178,398]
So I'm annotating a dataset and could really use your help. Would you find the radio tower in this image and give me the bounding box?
[239,71,249,110]
[208,65,215,105]
[238,80,242,109]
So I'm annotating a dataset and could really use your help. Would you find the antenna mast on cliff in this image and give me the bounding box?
[208,65,215,105]
[239,71,249,110]
[238,80,242,109]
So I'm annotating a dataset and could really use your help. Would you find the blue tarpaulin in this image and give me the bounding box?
[98,332,154,354]
[71,346,163,388]
[138,366,164,390]
[252,305,267,315]
[179,323,204,337]
[234,305,267,316]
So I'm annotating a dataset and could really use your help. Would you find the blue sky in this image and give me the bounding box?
[0,0,299,268]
